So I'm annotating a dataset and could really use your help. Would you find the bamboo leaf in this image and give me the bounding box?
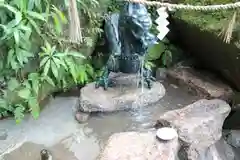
[51,5,67,23]
[27,17,41,35]
[52,13,62,34]
[27,11,46,21]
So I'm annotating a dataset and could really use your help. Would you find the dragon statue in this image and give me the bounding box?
[95,2,158,90]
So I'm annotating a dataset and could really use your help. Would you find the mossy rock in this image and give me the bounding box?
[173,0,240,48]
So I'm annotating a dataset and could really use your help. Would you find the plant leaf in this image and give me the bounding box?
[8,78,20,91]
[14,105,25,124]
[7,49,15,66]
[67,52,85,59]
[28,97,39,119]
[44,76,55,86]
[147,42,166,61]
[27,11,46,21]
[40,56,49,68]
[27,17,41,35]
[43,60,50,76]
[52,13,62,34]
[18,88,31,99]
[51,5,67,23]
[51,61,58,79]
[13,30,20,45]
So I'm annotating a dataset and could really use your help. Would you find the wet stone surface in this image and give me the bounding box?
[166,66,233,102]
[79,73,166,112]
[99,131,179,160]
[0,79,199,160]
[156,99,231,160]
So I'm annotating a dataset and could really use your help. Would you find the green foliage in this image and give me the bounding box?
[175,0,237,33]
[0,0,95,123]
[145,37,184,69]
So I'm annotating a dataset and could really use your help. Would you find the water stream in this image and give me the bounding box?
[1,81,200,160]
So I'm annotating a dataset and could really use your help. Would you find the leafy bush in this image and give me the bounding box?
[0,0,96,123]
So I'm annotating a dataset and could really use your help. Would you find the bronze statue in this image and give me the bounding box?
[95,2,157,90]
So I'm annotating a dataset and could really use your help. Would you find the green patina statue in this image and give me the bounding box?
[95,2,158,90]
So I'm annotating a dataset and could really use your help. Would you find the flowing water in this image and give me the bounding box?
[0,80,200,160]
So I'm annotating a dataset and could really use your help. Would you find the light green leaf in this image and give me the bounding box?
[18,88,31,99]
[8,78,20,91]
[51,5,67,23]
[53,57,67,69]
[27,17,41,35]
[28,73,40,94]
[7,49,15,66]
[15,48,24,66]
[43,60,50,76]
[51,61,58,79]
[32,80,39,95]
[147,42,166,61]
[52,57,61,68]
[2,4,22,25]
[19,24,32,32]
[67,52,85,59]
[27,0,34,10]
[44,76,55,86]
[14,105,25,124]
[10,59,19,70]
[54,52,66,57]
[52,13,62,34]
[34,0,41,11]
[27,11,45,21]
[85,64,94,77]
[40,57,49,68]
[28,72,39,81]
[13,30,20,45]
[65,58,77,82]
[28,97,40,119]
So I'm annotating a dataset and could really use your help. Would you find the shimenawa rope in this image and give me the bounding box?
[126,0,240,11]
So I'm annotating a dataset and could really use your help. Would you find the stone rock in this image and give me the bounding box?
[156,99,231,160]
[193,138,235,160]
[225,130,240,148]
[98,131,179,160]
[166,67,233,102]
[75,111,90,123]
[79,73,166,112]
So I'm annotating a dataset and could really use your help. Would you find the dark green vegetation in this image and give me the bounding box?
[0,0,106,123]
[175,0,240,47]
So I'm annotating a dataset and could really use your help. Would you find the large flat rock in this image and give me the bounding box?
[98,131,179,160]
[79,73,166,112]
[156,99,231,160]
